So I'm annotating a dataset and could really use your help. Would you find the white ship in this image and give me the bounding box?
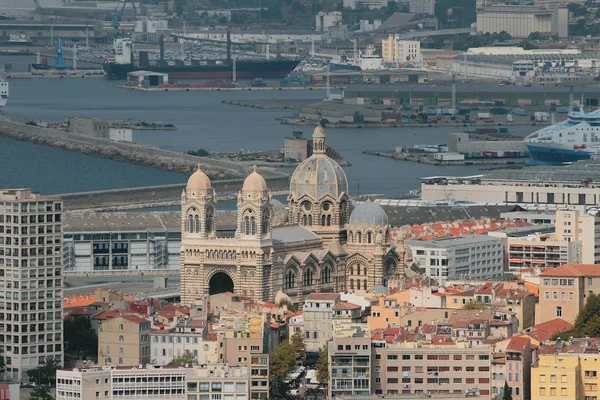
[524,107,600,163]
[0,77,9,108]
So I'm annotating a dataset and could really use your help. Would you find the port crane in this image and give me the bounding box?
[33,0,54,48]
[111,0,136,38]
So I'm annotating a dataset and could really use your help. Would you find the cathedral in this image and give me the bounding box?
[180,125,401,305]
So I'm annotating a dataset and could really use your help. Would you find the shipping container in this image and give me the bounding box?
[478,112,491,119]
[490,107,506,115]
[556,107,570,114]
[513,108,528,116]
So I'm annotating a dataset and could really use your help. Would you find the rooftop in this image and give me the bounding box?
[525,318,574,342]
[541,264,600,277]
[306,293,340,301]
[405,234,501,248]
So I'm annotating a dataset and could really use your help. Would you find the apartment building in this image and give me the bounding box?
[214,312,269,400]
[406,235,505,284]
[495,284,537,331]
[328,322,371,399]
[0,189,64,381]
[381,35,421,66]
[409,0,436,14]
[372,340,492,397]
[554,208,600,264]
[98,314,152,366]
[531,354,579,400]
[538,264,600,324]
[56,363,250,400]
[151,321,218,365]
[304,293,340,354]
[491,336,532,400]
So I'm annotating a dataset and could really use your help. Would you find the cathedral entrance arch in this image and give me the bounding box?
[209,272,234,295]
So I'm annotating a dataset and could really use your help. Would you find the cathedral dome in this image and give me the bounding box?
[349,201,388,226]
[187,168,212,191]
[289,126,348,201]
[243,167,268,192]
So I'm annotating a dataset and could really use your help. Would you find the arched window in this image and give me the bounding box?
[363,280,367,291]
[194,215,200,233]
[327,215,331,226]
[303,268,314,286]
[262,212,269,235]
[367,232,372,243]
[251,217,256,235]
[350,279,354,290]
[321,265,331,284]
[206,210,214,233]
[349,266,354,276]
[308,215,313,226]
[285,270,296,289]
[188,215,194,233]
[244,216,250,235]
[357,232,362,243]
[356,265,361,276]
[302,215,308,226]
[340,200,348,224]
[321,215,326,226]
[357,280,361,290]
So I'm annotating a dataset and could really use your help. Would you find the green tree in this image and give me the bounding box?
[290,331,306,361]
[29,387,54,400]
[40,356,60,385]
[316,344,329,384]
[502,381,513,400]
[270,341,296,383]
[64,318,98,359]
[169,353,199,365]
[186,148,210,157]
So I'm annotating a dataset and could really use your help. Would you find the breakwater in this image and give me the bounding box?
[0,115,286,181]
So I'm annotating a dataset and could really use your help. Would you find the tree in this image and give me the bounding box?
[290,331,306,361]
[186,148,210,157]
[502,381,513,400]
[316,344,329,384]
[462,301,489,310]
[270,341,296,383]
[169,353,199,365]
[40,356,60,385]
[29,387,54,400]
[64,318,98,359]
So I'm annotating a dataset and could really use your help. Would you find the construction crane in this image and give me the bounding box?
[111,0,136,37]
[33,0,54,47]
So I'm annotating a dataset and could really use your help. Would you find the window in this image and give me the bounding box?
[303,268,314,286]
[586,371,598,378]
[556,306,562,317]
[551,375,556,383]
[285,270,296,289]
[118,335,124,342]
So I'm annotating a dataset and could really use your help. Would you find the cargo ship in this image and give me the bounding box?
[103,36,300,80]
[524,107,600,163]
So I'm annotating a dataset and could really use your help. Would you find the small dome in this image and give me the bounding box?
[349,201,388,226]
[271,199,288,227]
[187,168,212,191]
[243,167,268,192]
[313,125,325,138]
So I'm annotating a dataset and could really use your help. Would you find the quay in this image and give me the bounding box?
[59,183,290,211]
[364,150,526,166]
[7,72,105,79]
[117,84,336,92]
[0,114,287,180]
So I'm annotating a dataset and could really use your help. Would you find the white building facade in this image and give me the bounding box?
[406,234,505,284]
[343,0,389,9]
[0,189,64,381]
[409,0,436,14]
[316,11,343,32]
[381,35,421,66]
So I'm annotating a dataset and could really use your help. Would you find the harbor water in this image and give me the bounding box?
[0,57,538,197]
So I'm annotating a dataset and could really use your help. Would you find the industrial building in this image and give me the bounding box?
[448,133,528,158]
[381,35,421,66]
[420,161,600,207]
[316,11,343,32]
[284,131,308,161]
[342,0,389,9]
[127,70,169,88]
[342,84,600,107]
[299,102,383,123]
[476,6,568,38]
[452,47,599,81]
[68,116,109,138]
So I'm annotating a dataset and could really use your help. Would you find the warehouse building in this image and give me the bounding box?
[343,84,600,107]
[476,6,568,38]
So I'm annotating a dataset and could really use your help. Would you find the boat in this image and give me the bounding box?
[524,107,600,163]
[103,38,300,80]
[328,45,383,72]
[2,34,32,46]
[0,77,9,108]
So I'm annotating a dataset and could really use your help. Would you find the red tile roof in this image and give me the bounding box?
[93,308,127,320]
[306,293,339,301]
[333,301,361,311]
[541,264,600,277]
[506,336,531,352]
[120,314,150,325]
[527,318,574,343]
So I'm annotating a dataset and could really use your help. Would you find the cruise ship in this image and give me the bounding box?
[524,107,600,163]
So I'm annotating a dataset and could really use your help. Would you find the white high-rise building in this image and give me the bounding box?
[409,0,436,15]
[0,189,64,381]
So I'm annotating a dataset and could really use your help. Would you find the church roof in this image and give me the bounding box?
[350,200,389,226]
[272,225,321,245]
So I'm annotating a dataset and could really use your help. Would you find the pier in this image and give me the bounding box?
[364,150,526,166]
[0,114,287,181]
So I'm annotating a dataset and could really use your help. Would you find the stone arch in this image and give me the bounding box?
[320,262,334,285]
[303,264,316,287]
[206,268,237,295]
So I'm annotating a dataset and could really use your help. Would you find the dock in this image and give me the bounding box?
[364,150,526,166]
[117,84,334,92]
